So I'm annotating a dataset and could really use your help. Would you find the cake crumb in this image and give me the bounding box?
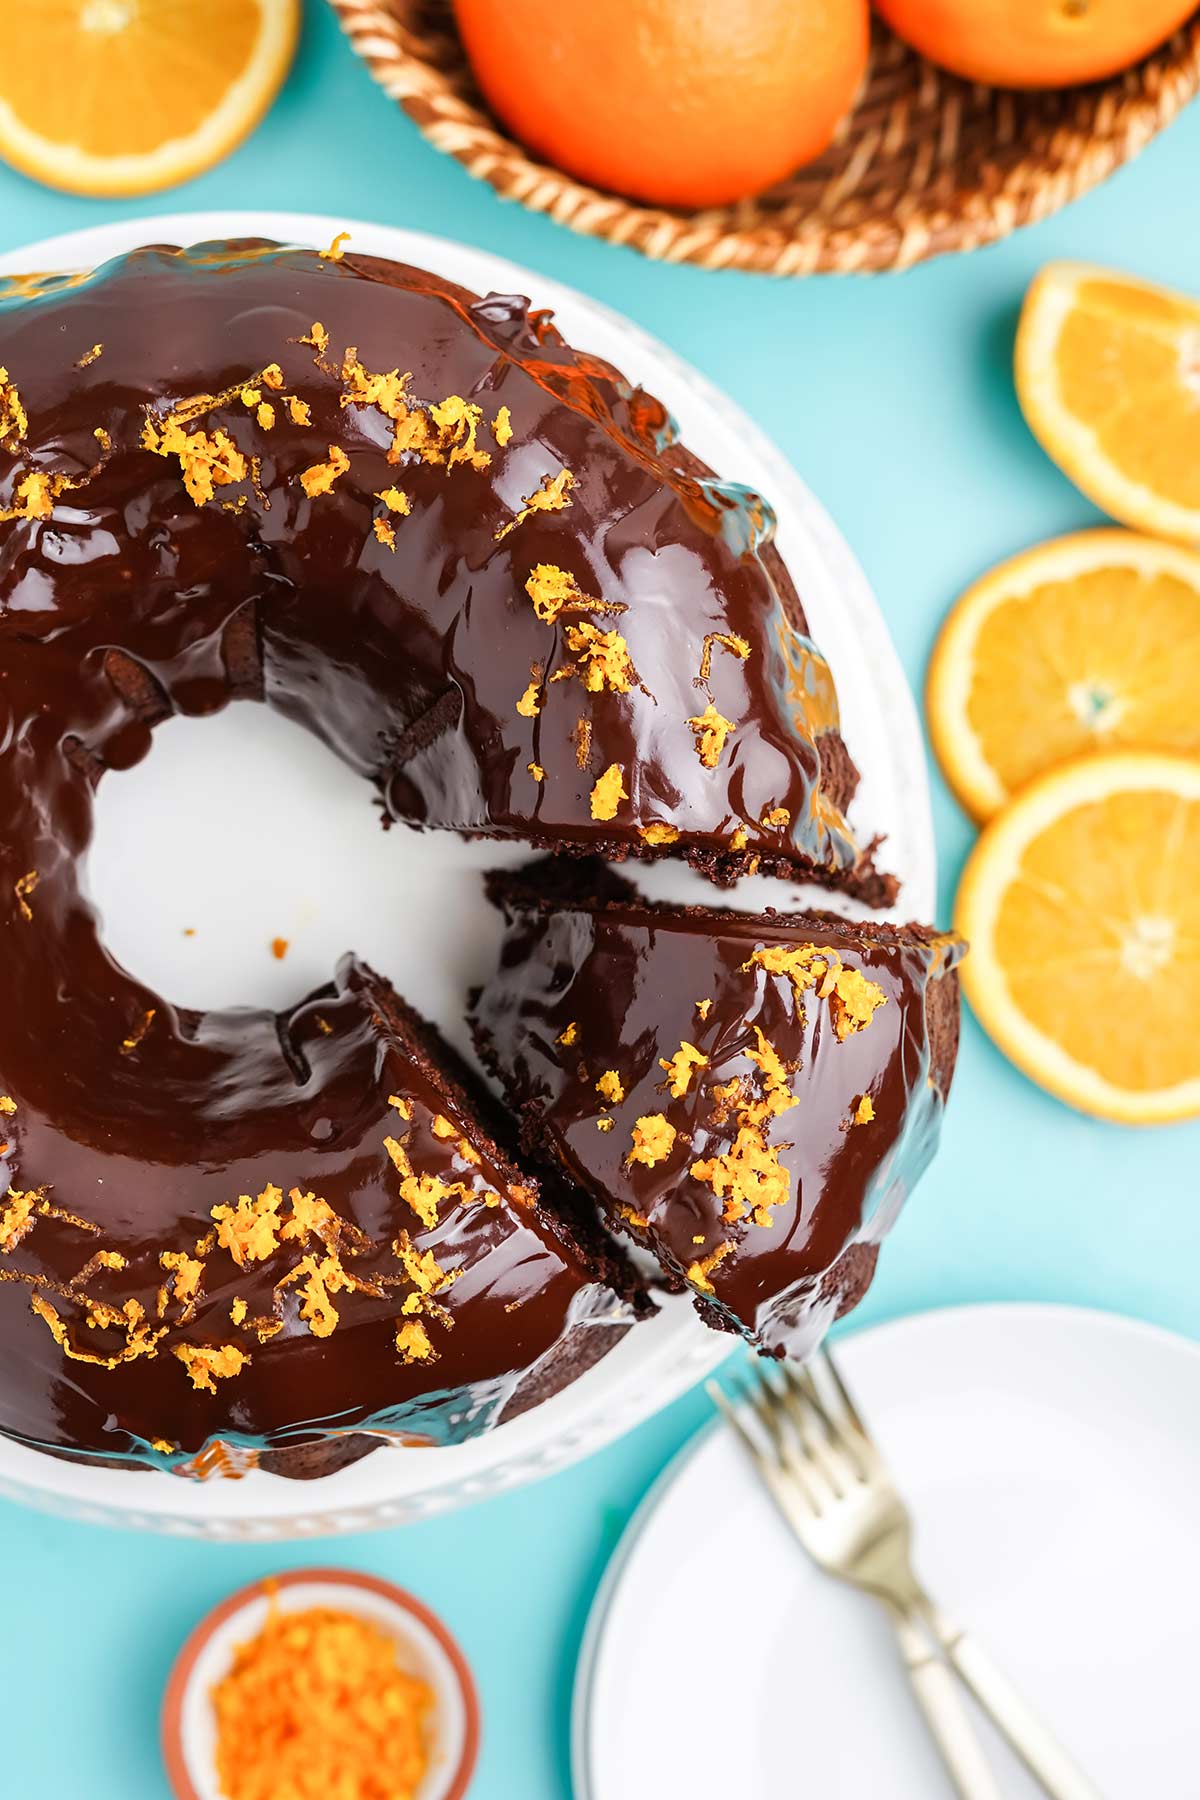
[626,1113,676,1168]
[687,703,734,769]
[590,763,627,821]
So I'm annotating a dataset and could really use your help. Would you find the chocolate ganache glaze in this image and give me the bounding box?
[473,867,962,1362]
[0,238,884,895]
[0,236,889,1474]
[0,946,634,1474]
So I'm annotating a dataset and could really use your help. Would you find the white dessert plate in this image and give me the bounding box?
[0,212,934,1535]
[574,1303,1200,1800]
[162,1567,478,1800]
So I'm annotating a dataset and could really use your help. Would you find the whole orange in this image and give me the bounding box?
[452,0,870,208]
[874,0,1197,88]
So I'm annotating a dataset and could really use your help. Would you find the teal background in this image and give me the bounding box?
[0,5,1197,1795]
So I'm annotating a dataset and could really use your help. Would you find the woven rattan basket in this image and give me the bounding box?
[330,0,1200,275]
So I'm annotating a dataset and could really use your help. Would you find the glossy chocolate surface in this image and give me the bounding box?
[473,881,962,1361]
[0,946,625,1467]
[0,239,866,885]
[0,241,791,1468]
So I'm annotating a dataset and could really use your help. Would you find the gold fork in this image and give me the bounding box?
[709,1351,1104,1800]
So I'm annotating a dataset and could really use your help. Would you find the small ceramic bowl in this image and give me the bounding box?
[161,1567,480,1800]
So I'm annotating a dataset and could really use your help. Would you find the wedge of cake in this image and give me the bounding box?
[473,864,962,1362]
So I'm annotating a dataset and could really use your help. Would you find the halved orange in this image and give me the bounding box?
[0,0,299,199]
[928,529,1200,821]
[956,749,1200,1123]
[1016,261,1200,544]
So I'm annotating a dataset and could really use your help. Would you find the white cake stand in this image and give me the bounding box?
[0,213,935,1537]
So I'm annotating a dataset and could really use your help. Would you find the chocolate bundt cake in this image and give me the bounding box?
[0,234,940,1481]
[472,865,962,1363]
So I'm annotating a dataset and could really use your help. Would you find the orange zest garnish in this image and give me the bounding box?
[212,1598,432,1800]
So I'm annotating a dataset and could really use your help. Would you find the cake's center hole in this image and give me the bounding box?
[1120,914,1176,982]
[87,702,524,1051]
[1067,678,1124,733]
[80,0,136,33]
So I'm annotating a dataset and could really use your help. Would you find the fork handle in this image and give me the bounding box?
[889,1608,1004,1800]
[920,1609,1105,1800]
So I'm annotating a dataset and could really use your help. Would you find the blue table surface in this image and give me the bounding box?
[1,7,1197,1795]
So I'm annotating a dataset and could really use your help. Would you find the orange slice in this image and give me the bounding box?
[928,529,1200,821]
[955,750,1200,1123]
[1016,261,1200,544]
[0,0,299,199]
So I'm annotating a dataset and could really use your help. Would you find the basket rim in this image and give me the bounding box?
[328,0,1200,275]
